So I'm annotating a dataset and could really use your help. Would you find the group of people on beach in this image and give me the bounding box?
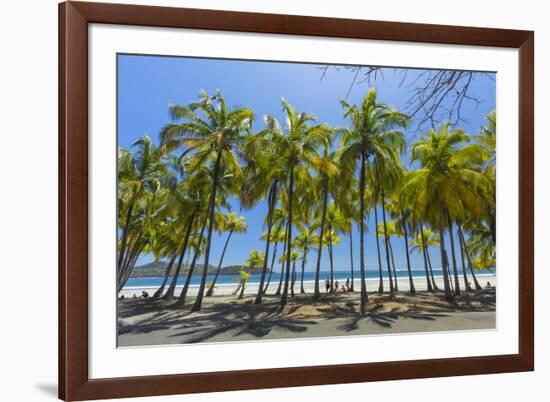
[325,277,352,293]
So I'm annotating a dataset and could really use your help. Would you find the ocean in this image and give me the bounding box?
[124,269,495,289]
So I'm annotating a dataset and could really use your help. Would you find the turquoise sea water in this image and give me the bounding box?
[124,269,495,289]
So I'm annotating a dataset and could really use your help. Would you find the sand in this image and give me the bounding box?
[118,275,496,347]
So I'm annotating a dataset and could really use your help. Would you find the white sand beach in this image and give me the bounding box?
[119,274,496,298]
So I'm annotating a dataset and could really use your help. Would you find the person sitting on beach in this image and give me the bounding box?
[325,278,330,293]
[485,281,491,289]
[339,286,347,293]
[119,295,125,300]
[141,291,149,299]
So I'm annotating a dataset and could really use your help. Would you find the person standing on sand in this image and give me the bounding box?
[345,278,350,289]
[325,277,330,293]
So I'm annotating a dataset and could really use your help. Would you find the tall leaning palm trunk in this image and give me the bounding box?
[153,253,177,298]
[349,227,355,292]
[192,151,223,312]
[275,222,289,296]
[438,208,455,302]
[300,246,308,294]
[388,240,399,291]
[263,241,279,294]
[446,212,462,295]
[402,221,416,294]
[313,187,328,299]
[377,165,395,296]
[117,201,135,272]
[255,180,278,304]
[163,211,197,300]
[457,227,472,291]
[419,225,434,292]
[458,225,482,290]
[328,228,335,293]
[280,164,295,311]
[178,216,208,304]
[206,229,234,297]
[373,198,385,293]
[358,153,369,315]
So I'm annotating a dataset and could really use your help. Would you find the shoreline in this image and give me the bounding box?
[120,273,496,298]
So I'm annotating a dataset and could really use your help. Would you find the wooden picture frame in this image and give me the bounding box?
[59,1,534,400]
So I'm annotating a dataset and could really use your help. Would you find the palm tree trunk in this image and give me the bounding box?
[380,191,395,296]
[349,227,355,292]
[389,240,399,291]
[419,224,434,292]
[457,226,472,291]
[300,247,307,294]
[426,245,439,290]
[153,254,177,298]
[118,241,145,293]
[458,225,482,290]
[118,232,148,292]
[438,208,454,303]
[373,198,384,294]
[359,153,369,315]
[206,229,234,297]
[256,180,278,304]
[178,214,208,305]
[275,223,289,296]
[328,231,334,294]
[275,259,285,296]
[313,185,328,299]
[119,230,139,282]
[263,241,278,294]
[192,151,223,312]
[402,221,416,294]
[291,260,296,297]
[280,164,295,311]
[163,211,196,300]
[238,281,247,299]
[117,200,135,271]
[446,212,461,296]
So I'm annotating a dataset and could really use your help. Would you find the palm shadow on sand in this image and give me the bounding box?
[118,289,496,343]
[119,297,318,343]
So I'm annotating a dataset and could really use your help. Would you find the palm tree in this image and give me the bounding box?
[339,89,409,313]
[235,250,265,299]
[262,224,286,294]
[322,202,346,293]
[264,99,336,311]
[162,170,212,300]
[465,221,495,271]
[117,136,167,291]
[336,184,361,292]
[457,224,483,289]
[397,208,416,295]
[160,90,254,312]
[311,144,340,299]
[376,220,402,291]
[241,128,287,304]
[421,226,440,291]
[289,250,300,297]
[206,213,247,296]
[293,229,319,294]
[403,123,490,302]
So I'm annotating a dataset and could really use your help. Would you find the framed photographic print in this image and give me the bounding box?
[59,1,534,400]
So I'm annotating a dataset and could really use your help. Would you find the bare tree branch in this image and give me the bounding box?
[320,65,492,133]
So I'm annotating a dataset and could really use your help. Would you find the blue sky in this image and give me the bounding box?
[118,54,495,271]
